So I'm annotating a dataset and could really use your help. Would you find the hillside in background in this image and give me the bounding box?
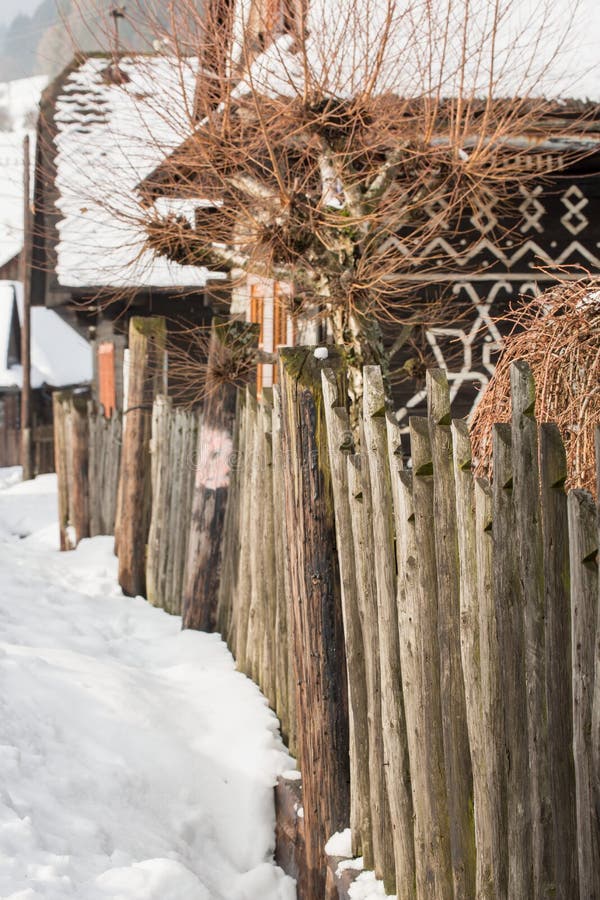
[0,0,199,81]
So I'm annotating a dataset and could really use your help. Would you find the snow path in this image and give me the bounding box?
[0,473,296,900]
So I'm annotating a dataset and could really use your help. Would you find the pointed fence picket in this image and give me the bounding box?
[216,355,599,900]
[53,343,600,900]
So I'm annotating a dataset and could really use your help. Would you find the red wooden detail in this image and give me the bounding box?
[98,342,116,417]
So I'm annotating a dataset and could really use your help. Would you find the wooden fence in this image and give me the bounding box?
[146,395,199,613]
[51,330,599,900]
[217,349,600,900]
[53,391,122,550]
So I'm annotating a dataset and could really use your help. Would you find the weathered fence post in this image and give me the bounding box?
[427,370,475,899]
[346,452,394,889]
[594,428,600,864]
[539,423,579,899]
[118,316,166,598]
[408,414,453,900]
[69,393,90,546]
[452,419,505,898]
[234,388,257,673]
[321,368,372,867]
[278,346,349,900]
[362,366,415,899]
[146,395,171,608]
[492,422,533,896]
[474,475,507,897]
[52,391,75,551]
[510,360,553,897]
[182,319,257,631]
[216,389,244,642]
[568,488,600,897]
[272,385,294,748]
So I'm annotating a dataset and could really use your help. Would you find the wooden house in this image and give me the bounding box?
[0,279,91,470]
[137,0,600,422]
[29,52,228,410]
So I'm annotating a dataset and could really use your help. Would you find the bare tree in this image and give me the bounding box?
[124,0,594,406]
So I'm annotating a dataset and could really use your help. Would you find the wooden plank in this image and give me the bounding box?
[278,346,349,900]
[321,369,372,868]
[510,360,553,896]
[87,402,101,538]
[272,385,291,743]
[52,391,74,551]
[539,423,579,899]
[259,390,277,703]
[475,476,507,899]
[347,452,394,889]
[70,393,90,545]
[452,419,504,898]
[426,370,475,899]
[182,319,257,631]
[594,427,600,882]
[408,415,453,900]
[567,489,600,897]
[217,391,243,643]
[492,423,533,897]
[146,396,170,608]
[171,409,199,616]
[362,366,415,900]
[234,389,258,674]
[118,317,166,598]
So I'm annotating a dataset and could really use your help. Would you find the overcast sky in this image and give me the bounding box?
[0,0,44,28]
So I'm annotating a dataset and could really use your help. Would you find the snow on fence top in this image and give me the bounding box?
[51,55,214,290]
[0,281,92,389]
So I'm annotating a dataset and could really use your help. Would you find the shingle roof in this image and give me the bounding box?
[43,53,221,291]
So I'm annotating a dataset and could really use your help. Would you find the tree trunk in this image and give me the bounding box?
[182,317,258,631]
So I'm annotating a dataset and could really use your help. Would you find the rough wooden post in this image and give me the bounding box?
[118,316,166,598]
[475,475,507,898]
[539,423,579,900]
[217,390,244,642]
[52,391,75,551]
[510,360,553,897]
[408,415,453,900]
[278,346,349,900]
[362,366,415,899]
[347,452,395,889]
[70,393,90,545]
[146,395,171,608]
[246,392,269,685]
[182,318,257,631]
[426,371,475,899]
[259,389,277,703]
[452,419,505,898]
[322,369,372,867]
[594,427,600,874]
[492,423,533,897]
[388,414,445,900]
[234,388,258,673]
[567,489,600,897]
[272,385,293,746]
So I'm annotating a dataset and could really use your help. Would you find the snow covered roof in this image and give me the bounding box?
[232,0,600,104]
[0,281,92,390]
[0,75,48,268]
[47,54,222,291]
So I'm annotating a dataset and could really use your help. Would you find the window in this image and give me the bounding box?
[248,278,295,391]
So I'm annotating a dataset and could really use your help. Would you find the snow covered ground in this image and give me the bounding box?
[0,471,296,900]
